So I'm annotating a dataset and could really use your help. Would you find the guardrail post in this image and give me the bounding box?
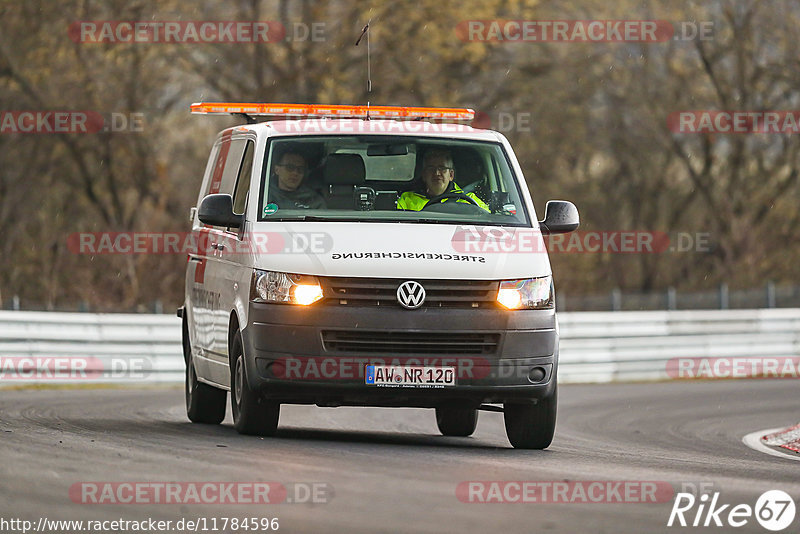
[719,283,729,309]
[154,300,163,314]
[667,287,677,310]
[611,288,622,311]
[556,291,566,311]
[12,295,20,311]
[766,281,776,308]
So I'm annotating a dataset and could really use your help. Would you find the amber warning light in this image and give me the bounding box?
[190,102,475,121]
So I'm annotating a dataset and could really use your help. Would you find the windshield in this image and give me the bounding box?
[258,135,530,226]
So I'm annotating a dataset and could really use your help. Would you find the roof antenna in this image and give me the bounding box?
[355,20,372,120]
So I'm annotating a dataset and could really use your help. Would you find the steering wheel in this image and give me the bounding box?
[421,191,480,210]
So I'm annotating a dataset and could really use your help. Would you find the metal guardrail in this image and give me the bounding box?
[0,311,183,384]
[1,309,798,385]
[559,308,800,382]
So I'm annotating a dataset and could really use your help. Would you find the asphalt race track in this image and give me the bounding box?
[0,380,798,534]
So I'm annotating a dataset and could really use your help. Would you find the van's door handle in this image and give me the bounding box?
[188,255,203,263]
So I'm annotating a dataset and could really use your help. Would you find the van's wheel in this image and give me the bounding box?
[230,331,279,436]
[503,384,557,449]
[435,407,478,437]
[184,320,226,424]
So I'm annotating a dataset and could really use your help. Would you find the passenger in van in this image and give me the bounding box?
[269,151,327,209]
[396,149,489,211]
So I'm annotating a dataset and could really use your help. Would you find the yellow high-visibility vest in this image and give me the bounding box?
[397,185,489,212]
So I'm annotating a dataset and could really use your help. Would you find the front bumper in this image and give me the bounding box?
[241,302,558,407]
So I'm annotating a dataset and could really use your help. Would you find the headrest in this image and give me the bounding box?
[323,154,366,185]
[453,149,485,186]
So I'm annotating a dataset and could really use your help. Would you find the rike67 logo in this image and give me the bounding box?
[668,490,796,531]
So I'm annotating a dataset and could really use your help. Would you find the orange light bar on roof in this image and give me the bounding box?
[190,102,475,121]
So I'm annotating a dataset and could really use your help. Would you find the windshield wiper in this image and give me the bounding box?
[408,218,453,224]
[270,215,368,222]
[268,215,496,225]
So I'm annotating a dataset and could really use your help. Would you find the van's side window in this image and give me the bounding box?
[206,135,233,196]
[197,143,221,205]
[217,139,248,196]
[202,137,247,229]
[232,140,255,215]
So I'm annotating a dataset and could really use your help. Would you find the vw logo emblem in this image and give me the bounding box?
[397,281,426,309]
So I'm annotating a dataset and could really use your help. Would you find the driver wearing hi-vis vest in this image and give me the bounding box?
[397,149,490,211]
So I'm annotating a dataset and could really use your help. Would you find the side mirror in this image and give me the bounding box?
[198,194,243,228]
[539,200,579,235]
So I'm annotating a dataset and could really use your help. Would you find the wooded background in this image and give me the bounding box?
[1,0,798,311]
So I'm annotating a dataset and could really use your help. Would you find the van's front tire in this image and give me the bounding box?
[231,331,280,436]
[503,384,557,449]
[435,407,478,437]
[184,319,226,424]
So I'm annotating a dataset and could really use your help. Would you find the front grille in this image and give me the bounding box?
[321,330,500,355]
[319,277,500,309]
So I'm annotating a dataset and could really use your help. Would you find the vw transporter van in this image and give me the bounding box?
[179,103,579,449]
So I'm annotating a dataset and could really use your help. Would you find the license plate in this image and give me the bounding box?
[365,365,456,388]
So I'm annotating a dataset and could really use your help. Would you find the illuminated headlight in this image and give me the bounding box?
[251,270,323,306]
[497,276,554,310]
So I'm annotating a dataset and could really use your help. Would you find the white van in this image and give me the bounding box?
[179,103,579,449]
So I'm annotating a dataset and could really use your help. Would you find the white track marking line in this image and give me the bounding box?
[742,428,800,462]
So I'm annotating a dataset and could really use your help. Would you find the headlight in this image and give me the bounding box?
[251,270,323,306]
[497,276,554,310]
